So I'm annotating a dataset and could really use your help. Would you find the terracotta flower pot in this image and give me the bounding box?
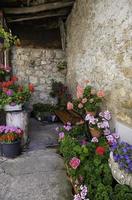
[86,111,96,116]
[89,127,102,138]
[109,152,132,188]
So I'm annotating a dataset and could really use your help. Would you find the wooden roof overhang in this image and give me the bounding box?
[0,0,74,24]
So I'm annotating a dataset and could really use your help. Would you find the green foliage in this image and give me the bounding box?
[57,61,67,71]
[68,124,87,137]
[59,130,132,199]
[0,25,19,49]
[112,184,132,200]
[83,85,92,97]
[50,80,72,110]
[32,103,57,120]
[33,103,56,113]
[59,135,79,162]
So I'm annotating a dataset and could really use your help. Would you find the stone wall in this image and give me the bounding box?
[66,0,132,126]
[11,47,66,105]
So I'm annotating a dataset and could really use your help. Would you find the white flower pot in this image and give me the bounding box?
[109,152,132,188]
[4,104,22,112]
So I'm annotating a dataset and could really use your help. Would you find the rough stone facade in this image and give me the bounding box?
[11,47,66,105]
[66,0,132,126]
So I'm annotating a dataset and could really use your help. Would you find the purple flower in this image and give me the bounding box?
[112,133,120,139]
[59,132,65,140]
[102,120,109,128]
[67,122,71,126]
[73,194,82,200]
[63,124,72,131]
[85,115,98,125]
[81,139,88,145]
[103,128,111,136]
[6,89,14,96]
[103,110,111,120]
[99,110,111,120]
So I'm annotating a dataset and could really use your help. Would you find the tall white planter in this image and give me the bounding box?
[6,110,29,145]
[4,104,22,112]
[109,152,132,188]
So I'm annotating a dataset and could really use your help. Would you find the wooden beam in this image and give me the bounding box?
[4,1,74,15]
[8,10,69,23]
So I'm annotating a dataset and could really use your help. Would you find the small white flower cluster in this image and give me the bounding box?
[73,185,89,200]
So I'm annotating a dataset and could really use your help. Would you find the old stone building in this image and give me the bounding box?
[1,0,132,142]
[66,0,132,142]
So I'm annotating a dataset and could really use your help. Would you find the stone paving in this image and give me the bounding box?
[0,119,72,200]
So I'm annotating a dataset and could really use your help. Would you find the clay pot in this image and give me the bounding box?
[86,111,96,116]
[89,127,102,138]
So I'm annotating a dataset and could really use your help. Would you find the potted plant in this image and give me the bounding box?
[0,25,19,50]
[83,85,105,115]
[0,125,23,158]
[85,110,111,138]
[109,141,132,188]
[50,80,72,110]
[0,76,34,111]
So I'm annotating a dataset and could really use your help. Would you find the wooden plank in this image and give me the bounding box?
[8,10,69,23]
[4,1,74,15]
[55,110,82,125]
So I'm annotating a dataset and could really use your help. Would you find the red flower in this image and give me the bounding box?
[18,86,23,92]
[2,80,13,88]
[96,146,105,156]
[28,83,34,92]
[11,76,18,82]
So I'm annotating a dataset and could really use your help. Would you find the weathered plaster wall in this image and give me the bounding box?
[11,47,66,104]
[66,0,132,126]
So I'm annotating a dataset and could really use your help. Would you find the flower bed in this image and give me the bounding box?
[56,120,132,200]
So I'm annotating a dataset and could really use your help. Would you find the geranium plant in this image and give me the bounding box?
[67,83,105,116]
[0,125,23,143]
[0,76,34,107]
[85,111,111,131]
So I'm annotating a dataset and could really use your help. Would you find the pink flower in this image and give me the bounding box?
[59,132,65,140]
[97,90,105,97]
[67,102,73,110]
[69,157,80,169]
[81,98,87,104]
[78,103,83,109]
[76,84,84,99]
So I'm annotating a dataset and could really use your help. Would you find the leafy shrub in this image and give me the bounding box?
[50,80,72,110]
